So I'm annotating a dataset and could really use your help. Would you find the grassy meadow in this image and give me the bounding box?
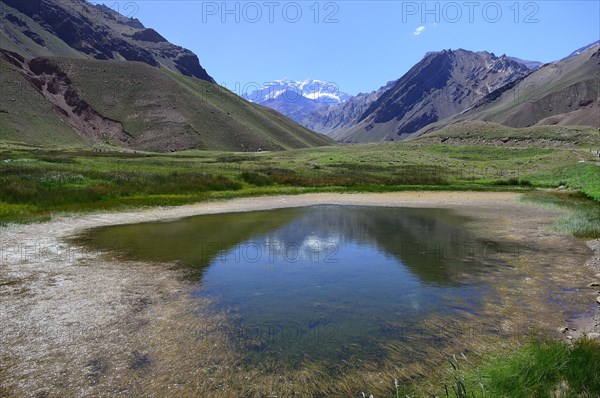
[1,128,599,236]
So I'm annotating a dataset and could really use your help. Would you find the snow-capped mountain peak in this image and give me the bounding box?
[241,78,352,124]
[244,79,351,106]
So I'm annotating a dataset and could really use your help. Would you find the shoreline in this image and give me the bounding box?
[575,238,600,338]
[2,191,599,334]
[1,191,598,396]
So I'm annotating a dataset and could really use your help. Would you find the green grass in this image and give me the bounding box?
[239,171,274,186]
[1,140,598,226]
[424,144,556,160]
[419,121,600,148]
[557,163,600,202]
[387,338,600,398]
[481,338,600,397]
[522,191,600,238]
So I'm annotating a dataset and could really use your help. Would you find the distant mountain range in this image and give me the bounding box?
[562,40,600,60]
[0,0,597,151]
[507,57,544,70]
[0,0,332,151]
[299,43,599,143]
[302,81,396,135]
[308,49,533,142]
[243,79,351,124]
[419,44,599,134]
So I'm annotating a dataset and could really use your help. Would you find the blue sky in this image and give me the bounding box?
[93,1,600,95]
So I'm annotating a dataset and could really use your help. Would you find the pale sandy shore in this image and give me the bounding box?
[1,192,598,397]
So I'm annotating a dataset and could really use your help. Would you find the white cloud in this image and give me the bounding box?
[413,26,426,36]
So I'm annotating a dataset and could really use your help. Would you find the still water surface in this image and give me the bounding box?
[76,206,513,365]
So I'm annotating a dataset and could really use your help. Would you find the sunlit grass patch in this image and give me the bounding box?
[0,141,597,225]
[389,338,600,398]
[0,201,47,225]
[480,338,600,398]
[558,163,600,202]
[522,191,600,238]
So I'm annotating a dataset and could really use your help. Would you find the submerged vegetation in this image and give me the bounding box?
[522,191,600,238]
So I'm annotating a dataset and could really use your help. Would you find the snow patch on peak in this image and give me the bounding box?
[243,79,351,105]
[242,78,353,124]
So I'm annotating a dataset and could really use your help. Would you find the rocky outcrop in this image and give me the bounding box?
[171,51,213,81]
[1,49,133,146]
[1,0,215,82]
[22,29,46,46]
[129,28,167,43]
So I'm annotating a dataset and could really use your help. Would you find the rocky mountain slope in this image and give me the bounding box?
[0,49,333,151]
[419,44,600,134]
[0,0,214,82]
[562,40,600,60]
[508,56,543,71]
[243,79,351,124]
[302,81,395,135]
[329,49,532,143]
[0,0,334,151]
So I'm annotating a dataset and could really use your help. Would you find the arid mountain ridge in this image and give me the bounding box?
[0,0,333,151]
[301,44,599,142]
